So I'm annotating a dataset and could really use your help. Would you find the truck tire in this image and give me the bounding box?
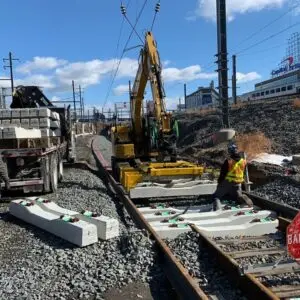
[41,156,50,193]
[50,153,58,192]
[58,159,64,182]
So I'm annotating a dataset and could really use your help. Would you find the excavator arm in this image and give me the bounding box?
[130,31,176,159]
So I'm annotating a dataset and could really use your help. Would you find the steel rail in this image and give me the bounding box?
[90,138,209,300]
[245,192,299,219]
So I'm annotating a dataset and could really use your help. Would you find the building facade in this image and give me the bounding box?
[185,82,219,109]
[238,32,300,102]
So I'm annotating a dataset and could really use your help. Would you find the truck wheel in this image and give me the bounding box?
[42,157,50,193]
[58,159,64,182]
[50,154,58,192]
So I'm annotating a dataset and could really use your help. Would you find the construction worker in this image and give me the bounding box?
[212,143,253,211]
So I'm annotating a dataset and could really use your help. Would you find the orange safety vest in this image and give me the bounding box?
[225,158,246,183]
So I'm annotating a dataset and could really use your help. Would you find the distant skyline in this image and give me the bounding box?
[0,0,299,110]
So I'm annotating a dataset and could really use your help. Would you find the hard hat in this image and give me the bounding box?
[228,143,238,154]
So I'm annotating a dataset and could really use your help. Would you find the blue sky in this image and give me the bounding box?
[0,0,299,112]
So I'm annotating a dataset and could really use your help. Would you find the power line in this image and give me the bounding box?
[232,3,300,53]
[237,43,286,57]
[235,20,300,55]
[103,0,148,109]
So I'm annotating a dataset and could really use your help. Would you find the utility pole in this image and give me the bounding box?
[79,85,82,119]
[184,83,187,109]
[72,80,77,120]
[232,55,237,105]
[216,0,230,128]
[3,52,19,96]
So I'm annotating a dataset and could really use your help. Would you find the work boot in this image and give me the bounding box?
[213,199,222,211]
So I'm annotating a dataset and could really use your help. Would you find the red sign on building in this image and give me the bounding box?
[287,212,300,261]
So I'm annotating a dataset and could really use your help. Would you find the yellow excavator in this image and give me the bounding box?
[111,31,234,200]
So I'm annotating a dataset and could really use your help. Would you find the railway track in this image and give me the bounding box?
[91,136,300,300]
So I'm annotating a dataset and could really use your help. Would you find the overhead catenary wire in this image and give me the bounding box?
[235,20,300,55]
[231,2,300,54]
[103,0,148,109]
[121,3,144,44]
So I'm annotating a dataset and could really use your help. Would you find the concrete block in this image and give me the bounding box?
[81,214,119,240]
[30,118,39,128]
[21,119,30,127]
[29,108,39,117]
[52,112,60,120]
[9,200,98,247]
[0,129,3,139]
[2,127,41,139]
[40,129,53,137]
[292,155,300,166]
[1,120,10,126]
[27,197,119,240]
[38,108,52,118]
[11,119,21,125]
[2,110,11,119]
[130,182,217,199]
[11,109,21,118]
[53,129,61,136]
[154,220,278,239]
[20,109,30,118]
[39,118,51,128]
[150,210,274,228]
[195,220,279,238]
[51,120,60,128]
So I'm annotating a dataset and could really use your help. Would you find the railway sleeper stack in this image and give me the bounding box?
[0,108,61,148]
[9,197,119,247]
[139,202,278,239]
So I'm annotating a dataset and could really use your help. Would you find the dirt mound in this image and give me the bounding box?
[177,99,300,163]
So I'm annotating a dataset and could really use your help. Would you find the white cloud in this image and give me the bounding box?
[162,65,217,82]
[51,96,61,102]
[191,0,287,21]
[15,74,56,89]
[236,71,262,83]
[17,57,67,74]
[55,58,138,89]
[113,84,129,96]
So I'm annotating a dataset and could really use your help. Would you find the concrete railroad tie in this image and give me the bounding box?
[9,197,119,247]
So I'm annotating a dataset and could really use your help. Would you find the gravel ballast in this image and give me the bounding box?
[0,168,169,300]
[165,231,246,299]
[253,177,300,209]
